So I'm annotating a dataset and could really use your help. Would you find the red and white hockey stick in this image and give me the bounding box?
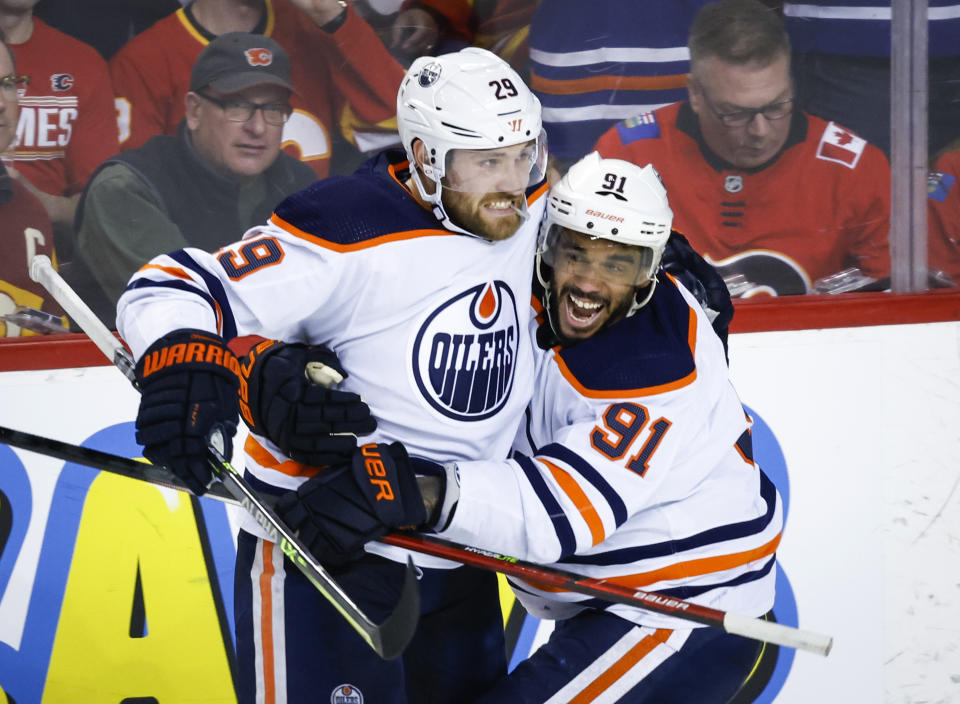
[1,422,833,657]
[27,255,420,660]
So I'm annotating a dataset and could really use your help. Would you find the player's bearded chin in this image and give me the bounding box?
[443,189,527,242]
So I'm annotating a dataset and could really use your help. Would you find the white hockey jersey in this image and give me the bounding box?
[438,275,783,628]
[117,150,548,567]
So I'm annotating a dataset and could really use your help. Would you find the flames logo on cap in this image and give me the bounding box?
[412,281,519,422]
[245,48,273,67]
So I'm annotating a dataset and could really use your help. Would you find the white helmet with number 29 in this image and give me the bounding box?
[537,152,674,317]
[397,47,546,233]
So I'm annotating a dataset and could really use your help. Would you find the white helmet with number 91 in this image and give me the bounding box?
[397,47,547,237]
[537,152,674,331]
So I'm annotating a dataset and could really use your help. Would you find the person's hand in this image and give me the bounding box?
[661,232,733,354]
[286,0,348,27]
[6,164,79,226]
[390,7,439,54]
[229,336,376,465]
[134,329,240,495]
[275,442,435,565]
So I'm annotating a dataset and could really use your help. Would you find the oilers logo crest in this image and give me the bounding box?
[412,281,518,422]
[331,684,363,703]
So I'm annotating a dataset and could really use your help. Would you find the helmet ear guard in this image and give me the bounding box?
[397,47,545,236]
[536,152,675,325]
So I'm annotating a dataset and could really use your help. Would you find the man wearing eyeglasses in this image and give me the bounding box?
[595,0,891,298]
[70,32,315,325]
[0,29,64,336]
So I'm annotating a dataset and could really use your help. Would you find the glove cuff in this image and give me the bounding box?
[136,328,240,384]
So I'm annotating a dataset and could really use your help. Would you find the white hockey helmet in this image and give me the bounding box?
[397,47,547,234]
[537,152,674,317]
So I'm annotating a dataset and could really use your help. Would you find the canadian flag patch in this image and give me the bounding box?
[816,122,866,169]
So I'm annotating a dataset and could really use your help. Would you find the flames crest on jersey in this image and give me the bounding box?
[412,281,518,422]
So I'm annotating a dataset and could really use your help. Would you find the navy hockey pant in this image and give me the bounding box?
[475,608,777,703]
[234,530,506,704]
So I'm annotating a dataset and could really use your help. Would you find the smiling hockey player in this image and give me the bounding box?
[278,153,783,702]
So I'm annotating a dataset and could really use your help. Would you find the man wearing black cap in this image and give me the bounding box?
[68,32,316,325]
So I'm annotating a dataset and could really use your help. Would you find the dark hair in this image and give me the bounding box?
[688,0,790,72]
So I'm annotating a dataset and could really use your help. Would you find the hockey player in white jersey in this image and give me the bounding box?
[116,48,548,703]
[276,153,783,702]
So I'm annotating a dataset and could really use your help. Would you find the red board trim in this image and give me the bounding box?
[1,291,959,371]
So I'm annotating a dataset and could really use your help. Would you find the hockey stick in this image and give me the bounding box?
[27,254,420,660]
[1,423,833,657]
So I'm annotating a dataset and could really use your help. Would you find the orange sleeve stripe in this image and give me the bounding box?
[539,458,606,546]
[569,629,674,704]
[604,532,782,589]
[244,435,320,478]
[137,263,194,280]
[522,532,781,594]
[268,213,455,252]
[527,181,549,204]
[531,72,688,96]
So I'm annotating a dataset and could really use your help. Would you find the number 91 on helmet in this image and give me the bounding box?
[397,47,548,238]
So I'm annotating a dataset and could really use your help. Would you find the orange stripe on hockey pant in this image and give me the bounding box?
[245,435,321,478]
[568,628,674,703]
[259,540,277,704]
[539,458,606,546]
[531,72,688,95]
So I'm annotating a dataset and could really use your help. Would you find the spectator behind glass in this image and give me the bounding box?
[927,148,960,287]
[32,0,182,60]
[595,0,891,298]
[1,0,119,262]
[0,27,65,337]
[389,0,536,68]
[109,0,405,179]
[68,32,316,327]
[782,0,960,158]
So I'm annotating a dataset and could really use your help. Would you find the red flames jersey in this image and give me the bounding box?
[10,18,119,197]
[110,0,404,178]
[596,102,891,296]
[0,181,62,336]
[927,150,960,284]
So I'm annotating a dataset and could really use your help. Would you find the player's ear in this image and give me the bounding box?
[184,91,203,130]
[686,74,703,116]
[411,138,429,171]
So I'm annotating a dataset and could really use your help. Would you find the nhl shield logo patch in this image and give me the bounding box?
[331,684,363,703]
[412,281,519,422]
[724,174,743,193]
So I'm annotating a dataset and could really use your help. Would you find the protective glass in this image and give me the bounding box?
[440,130,548,195]
[540,225,657,287]
[196,91,292,126]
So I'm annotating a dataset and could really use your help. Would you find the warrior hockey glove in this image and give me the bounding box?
[134,329,240,496]
[662,231,734,357]
[275,442,437,565]
[229,336,376,465]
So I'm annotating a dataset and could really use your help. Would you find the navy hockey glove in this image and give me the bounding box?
[662,231,734,355]
[134,329,240,496]
[275,442,436,565]
[229,336,376,465]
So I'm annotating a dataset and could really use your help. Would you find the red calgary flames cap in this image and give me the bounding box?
[189,31,295,94]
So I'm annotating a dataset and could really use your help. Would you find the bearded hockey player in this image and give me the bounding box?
[277,153,783,702]
[117,47,548,703]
